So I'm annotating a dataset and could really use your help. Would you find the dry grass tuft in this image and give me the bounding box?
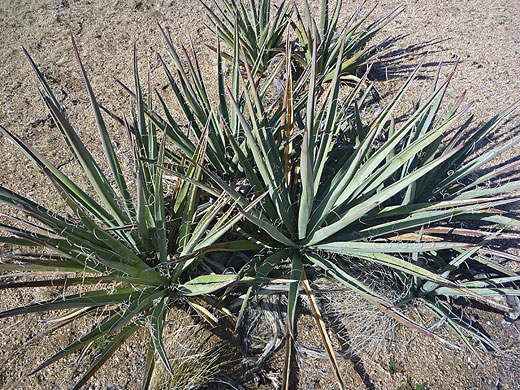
[151,323,225,390]
[317,258,408,357]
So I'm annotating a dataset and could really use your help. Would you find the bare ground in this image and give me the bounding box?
[0,0,519,389]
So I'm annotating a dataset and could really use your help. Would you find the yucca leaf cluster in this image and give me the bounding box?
[1,1,519,389]
[204,0,400,79]
[0,33,260,389]
[203,0,292,75]
[291,0,402,80]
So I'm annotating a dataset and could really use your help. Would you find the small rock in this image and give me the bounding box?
[506,296,520,321]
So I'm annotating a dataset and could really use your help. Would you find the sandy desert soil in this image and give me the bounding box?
[0,0,519,389]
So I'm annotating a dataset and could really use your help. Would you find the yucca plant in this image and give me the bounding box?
[202,0,292,75]
[0,35,264,389]
[291,0,402,81]
[172,35,520,387]
[132,3,397,185]
[129,19,520,385]
[123,21,310,183]
[1,10,519,390]
[202,0,401,82]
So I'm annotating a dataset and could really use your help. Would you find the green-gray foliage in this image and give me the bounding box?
[0,35,259,390]
[0,2,519,389]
